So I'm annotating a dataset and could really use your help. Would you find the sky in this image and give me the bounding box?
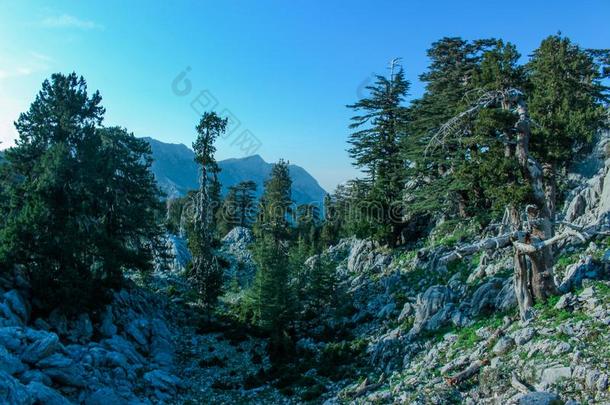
[1,1,609,191]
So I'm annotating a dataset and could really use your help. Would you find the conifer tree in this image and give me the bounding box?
[190,112,227,321]
[244,160,293,335]
[0,73,163,313]
[527,34,610,216]
[347,61,410,246]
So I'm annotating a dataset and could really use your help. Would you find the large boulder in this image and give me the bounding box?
[518,391,562,405]
[469,278,504,317]
[410,285,457,334]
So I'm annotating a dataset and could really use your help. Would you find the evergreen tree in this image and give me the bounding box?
[244,160,293,335]
[0,73,163,314]
[233,180,257,228]
[347,62,410,246]
[190,112,227,320]
[527,34,610,216]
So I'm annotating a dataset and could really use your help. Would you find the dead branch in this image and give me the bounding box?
[439,232,516,264]
[511,372,532,394]
[513,229,586,254]
[446,359,489,386]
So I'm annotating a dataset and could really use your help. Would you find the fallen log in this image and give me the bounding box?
[445,359,490,386]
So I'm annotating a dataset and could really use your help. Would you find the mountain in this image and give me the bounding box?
[143,137,327,205]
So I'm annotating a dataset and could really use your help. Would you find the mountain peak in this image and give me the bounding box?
[142,137,327,203]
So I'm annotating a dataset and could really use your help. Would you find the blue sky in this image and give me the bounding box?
[1,1,609,191]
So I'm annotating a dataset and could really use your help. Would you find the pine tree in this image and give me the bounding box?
[527,34,610,216]
[0,73,163,314]
[347,61,410,246]
[190,112,227,321]
[244,160,294,335]
[233,180,257,228]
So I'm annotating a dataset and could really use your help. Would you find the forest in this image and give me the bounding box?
[0,34,609,404]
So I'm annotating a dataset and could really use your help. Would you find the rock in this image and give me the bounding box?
[514,327,536,345]
[84,388,123,405]
[540,366,571,388]
[559,256,600,293]
[0,302,23,326]
[150,318,173,368]
[518,391,562,405]
[99,306,117,338]
[0,327,25,352]
[3,290,29,325]
[21,331,61,364]
[0,345,26,374]
[552,342,571,355]
[143,370,182,393]
[125,318,149,348]
[492,336,514,355]
[495,278,518,312]
[37,353,86,387]
[69,314,93,343]
[397,302,414,322]
[19,370,52,386]
[47,310,68,336]
[26,382,71,405]
[412,285,453,333]
[102,336,144,365]
[377,302,396,319]
[554,293,574,310]
[0,371,31,404]
[469,278,504,316]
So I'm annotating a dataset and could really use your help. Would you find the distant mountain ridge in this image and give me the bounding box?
[143,137,327,205]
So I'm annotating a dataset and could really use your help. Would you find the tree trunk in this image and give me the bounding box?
[506,91,558,319]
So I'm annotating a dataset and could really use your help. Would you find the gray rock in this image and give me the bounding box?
[21,331,60,364]
[0,326,25,352]
[102,336,144,365]
[37,353,86,387]
[0,345,26,374]
[495,278,518,312]
[492,336,514,355]
[559,256,600,293]
[0,370,32,404]
[397,302,414,323]
[540,366,571,388]
[518,391,562,405]
[514,327,536,345]
[125,318,149,347]
[3,290,29,325]
[143,370,182,393]
[26,382,71,405]
[18,370,52,386]
[84,388,123,405]
[69,314,93,343]
[413,285,453,330]
[150,319,173,368]
[470,278,503,316]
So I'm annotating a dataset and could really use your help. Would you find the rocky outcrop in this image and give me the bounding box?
[0,281,181,404]
[221,226,256,287]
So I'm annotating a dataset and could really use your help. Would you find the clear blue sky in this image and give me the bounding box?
[1,1,609,191]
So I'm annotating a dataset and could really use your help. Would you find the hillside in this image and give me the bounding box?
[143,137,327,205]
